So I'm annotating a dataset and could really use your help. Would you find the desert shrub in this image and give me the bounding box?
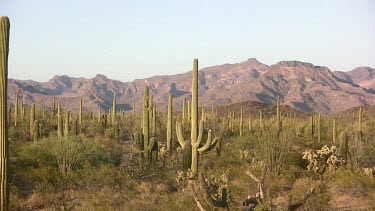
[331,167,375,196]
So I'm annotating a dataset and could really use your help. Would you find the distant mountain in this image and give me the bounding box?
[333,67,375,90]
[8,58,375,114]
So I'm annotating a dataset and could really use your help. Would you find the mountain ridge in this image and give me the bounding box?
[8,58,375,114]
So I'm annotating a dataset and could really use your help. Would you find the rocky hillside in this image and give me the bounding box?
[8,58,375,114]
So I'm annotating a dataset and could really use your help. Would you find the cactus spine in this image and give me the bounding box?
[0,16,10,209]
[176,59,219,175]
[167,93,172,153]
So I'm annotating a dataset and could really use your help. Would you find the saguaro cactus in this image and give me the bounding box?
[317,113,321,143]
[259,110,263,131]
[79,98,82,124]
[133,86,158,162]
[0,16,10,210]
[33,120,39,141]
[240,107,243,137]
[112,93,116,124]
[57,102,62,140]
[176,59,219,175]
[311,105,315,139]
[182,98,186,121]
[132,100,135,116]
[14,92,18,126]
[64,110,69,137]
[248,116,252,132]
[29,103,35,138]
[358,107,362,141]
[276,95,282,131]
[339,131,348,161]
[167,93,173,153]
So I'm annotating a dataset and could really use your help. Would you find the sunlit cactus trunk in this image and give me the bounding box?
[317,113,321,143]
[240,107,243,137]
[152,104,156,136]
[191,59,199,174]
[167,93,172,153]
[340,131,348,161]
[79,98,82,124]
[176,59,219,176]
[98,109,101,123]
[276,95,282,131]
[132,100,135,116]
[0,16,10,210]
[33,120,39,141]
[64,110,69,137]
[57,102,62,140]
[143,86,150,160]
[29,103,35,137]
[112,93,116,124]
[182,98,186,121]
[357,107,362,141]
[14,92,18,126]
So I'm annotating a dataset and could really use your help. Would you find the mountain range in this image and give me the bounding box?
[7,58,375,114]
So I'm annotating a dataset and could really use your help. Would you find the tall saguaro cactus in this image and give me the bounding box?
[276,95,282,131]
[167,93,173,153]
[176,59,219,176]
[0,16,10,210]
[358,107,362,141]
[14,92,18,126]
[79,98,82,124]
[317,113,321,143]
[240,107,243,137]
[112,93,116,124]
[332,119,337,144]
[133,86,158,162]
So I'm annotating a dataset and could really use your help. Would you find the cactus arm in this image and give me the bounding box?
[176,121,185,148]
[194,119,204,148]
[198,130,219,152]
[197,129,212,152]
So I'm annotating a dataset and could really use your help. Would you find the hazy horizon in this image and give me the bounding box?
[1,0,374,81]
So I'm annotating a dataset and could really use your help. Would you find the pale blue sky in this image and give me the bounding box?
[0,0,374,82]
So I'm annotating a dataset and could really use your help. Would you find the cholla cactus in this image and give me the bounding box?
[239,150,251,160]
[203,171,230,204]
[363,167,375,177]
[302,145,344,174]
